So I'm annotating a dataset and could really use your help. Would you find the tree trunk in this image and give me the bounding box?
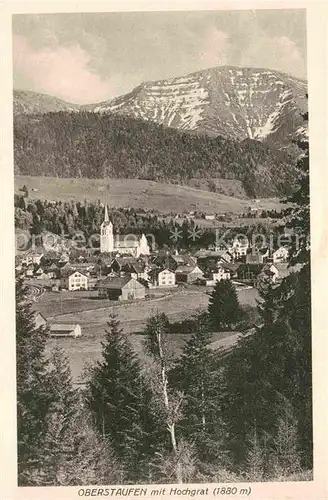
[157,329,182,483]
[201,381,206,432]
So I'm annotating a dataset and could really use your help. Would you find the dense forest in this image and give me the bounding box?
[16,121,312,484]
[14,112,298,198]
[14,195,289,252]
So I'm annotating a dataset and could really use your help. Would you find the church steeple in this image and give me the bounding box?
[104,204,109,223]
[100,203,114,253]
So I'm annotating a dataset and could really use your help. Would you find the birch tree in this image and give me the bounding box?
[144,312,184,483]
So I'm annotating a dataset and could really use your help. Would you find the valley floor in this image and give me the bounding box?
[33,285,259,384]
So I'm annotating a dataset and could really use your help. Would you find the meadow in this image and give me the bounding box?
[15,175,285,215]
[40,287,260,384]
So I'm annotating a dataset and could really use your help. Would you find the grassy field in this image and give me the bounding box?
[38,289,211,334]
[15,175,285,214]
[39,286,259,384]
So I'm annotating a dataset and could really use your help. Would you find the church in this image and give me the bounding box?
[100,205,150,257]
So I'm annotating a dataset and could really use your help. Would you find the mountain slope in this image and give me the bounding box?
[14,111,298,198]
[85,66,307,150]
[13,90,78,115]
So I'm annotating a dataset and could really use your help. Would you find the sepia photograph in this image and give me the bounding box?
[2,2,325,495]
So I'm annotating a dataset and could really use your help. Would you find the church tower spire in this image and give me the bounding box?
[100,204,114,253]
[104,204,109,223]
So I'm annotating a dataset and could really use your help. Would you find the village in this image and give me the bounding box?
[15,204,296,343]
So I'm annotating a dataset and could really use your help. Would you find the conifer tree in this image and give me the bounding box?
[245,425,265,481]
[172,315,229,467]
[208,280,242,331]
[87,314,158,481]
[269,396,301,478]
[222,110,312,473]
[16,274,53,484]
[40,346,80,481]
[35,347,120,486]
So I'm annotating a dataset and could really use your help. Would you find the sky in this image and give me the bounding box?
[12,10,307,104]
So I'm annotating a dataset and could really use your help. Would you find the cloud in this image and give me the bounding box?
[236,33,306,78]
[13,35,116,103]
[275,36,305,77]
[199,27,230,67]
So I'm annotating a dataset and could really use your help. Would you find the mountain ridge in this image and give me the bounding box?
[14,65,307,152]
[82,66,308,150]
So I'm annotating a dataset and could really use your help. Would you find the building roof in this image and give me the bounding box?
[115,236,140,248]
[196,250,230,258]
[273,246,289,253]
[33,311,47,321]
[224,263,242,273]
[175,265,202,274]
[216,264,231,272]
[98,276,139,289]
[238,263,264,272]
[150,267,174,278]
[50,323,79,332]
[172,254,196,265]
[73,262,95,268]
[69,270,88,278]
[47,263,59,270]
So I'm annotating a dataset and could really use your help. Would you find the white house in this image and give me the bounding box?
[68,271,89,291]
[229,236,249,258]
[262,263,290,283]
[151,268,176,287]
[213,265,231,282]
[21,251,44,266]
[273,246,289,263]
[158,269,176,287]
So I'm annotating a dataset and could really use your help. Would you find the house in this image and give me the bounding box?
[71,262,96,275]
[205,265,231,286]
[68,271,89,291]
[33,312,47,329]
[44,263,60,279]
[220,263,241,279]
[262,263,303,284]
[237,264,264,282]
[205,214,215,221]
[150,268,176,287]
[59,262,74,276]
[246,247,269,264]
[265,263,290,283]
[21,250,44,266]
[25,266,35,277]
[175,265,204,283]
[152,253,196,272]
[97,276,146,301]
[35,267,45,277]
[196,249,233,264]
[213,265,231,282]
[272,246,289,263]
[228,236,249,259]
[49,323,82,338]
[36,268,48,280]
[110,257,148,280]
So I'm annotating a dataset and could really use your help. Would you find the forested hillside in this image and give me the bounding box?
[14,112,297,198]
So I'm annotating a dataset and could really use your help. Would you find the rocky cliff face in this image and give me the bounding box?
[85,66,307,149]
